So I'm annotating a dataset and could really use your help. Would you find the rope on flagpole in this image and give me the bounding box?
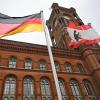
[40,10,62,100]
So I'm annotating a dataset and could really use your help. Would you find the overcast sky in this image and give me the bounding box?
[0,0,100,45]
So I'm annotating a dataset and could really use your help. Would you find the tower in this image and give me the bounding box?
[46,3,84,49]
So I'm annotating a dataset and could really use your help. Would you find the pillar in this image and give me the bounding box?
[17,78,23,100]
[35,79,41,100]
[0,75,3,100]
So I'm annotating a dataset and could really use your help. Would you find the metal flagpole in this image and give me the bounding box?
[40,11,62,100]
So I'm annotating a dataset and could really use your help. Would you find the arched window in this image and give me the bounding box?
[55,8,60,14]
[9,56,17,68]
[40,78,52,100]
[58,79,68,100]
[25,58,32,69]
[70,79,82,100]
[83,80,96,100]
[58,18,63,24]
[65,63,72,73]
[51,36,56,45]
[54,61,60,72]
[39,60,47,70]
[3,76,16,100]
[23,77,34,100]
[77,63,84,73]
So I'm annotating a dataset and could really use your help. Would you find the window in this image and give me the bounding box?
[55,8,60,14]
[25,58,32,69]
[58,18,63,24]
[3,76,16,100]
[58,79,68,100]
[70,80,82,100]
[77,63,84,73]
[51,36,57,46]
[40,78,52,100]
[39,60,47,70]
[54,61,60,72]
[83,80,96,100]
[65,63,72,73]
[3,97,14,100]
[54,19,58,27]
[9,56,17,68]
[23,77,35,100]
[63,16,71,20]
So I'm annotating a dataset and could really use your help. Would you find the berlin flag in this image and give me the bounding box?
[67,22,100,48]
[0,12,44,38]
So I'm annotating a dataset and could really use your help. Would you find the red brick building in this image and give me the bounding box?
[0,3,100,100]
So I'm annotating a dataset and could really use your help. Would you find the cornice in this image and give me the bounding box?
[0,66,90,77]
[0,39,81,58]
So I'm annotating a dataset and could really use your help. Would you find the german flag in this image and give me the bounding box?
[0,12,44,38]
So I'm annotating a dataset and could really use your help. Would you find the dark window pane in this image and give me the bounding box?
[66,63,72,73]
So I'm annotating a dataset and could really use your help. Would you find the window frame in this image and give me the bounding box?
[23,77,35,100]
[8,56,17,68]
[25,58,32,69]
[65,63,73,73]
[54,61,60,72]
[70,79,83,100]
[77,63,84,73]
[58,79,68,100]
[83,80,96,100]
[39,60,47,71]
[3,76,16,100]
[40,78,52,100]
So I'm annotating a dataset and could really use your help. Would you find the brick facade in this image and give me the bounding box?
[0,39,100,100]
[0,3,100,100]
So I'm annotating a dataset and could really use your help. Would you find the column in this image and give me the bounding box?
[0,76,3,100]
[51,79,57,100]
[72,64,78,73]
[35,79,41,100]
[17,78,23,100]
[61,63,66,72]
[79,82,89,100]
[66,81,74,100]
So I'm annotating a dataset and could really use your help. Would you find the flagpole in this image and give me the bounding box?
[41,11,62,100]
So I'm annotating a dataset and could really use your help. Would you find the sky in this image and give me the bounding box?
[0,0,100,45]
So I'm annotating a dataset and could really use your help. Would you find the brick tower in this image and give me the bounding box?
[46,3,84,49]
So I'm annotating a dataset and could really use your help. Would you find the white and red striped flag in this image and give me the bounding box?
[67,22,100,48]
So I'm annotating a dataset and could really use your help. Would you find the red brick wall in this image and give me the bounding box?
[0,50,100,100]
